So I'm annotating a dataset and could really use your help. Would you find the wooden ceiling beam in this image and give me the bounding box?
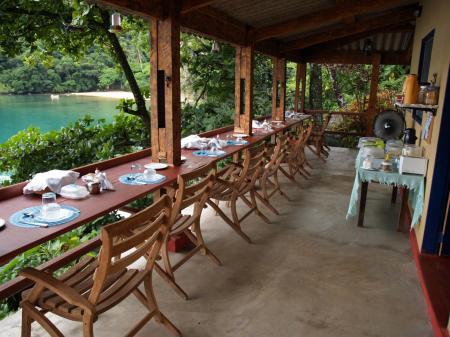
[181,7,281,58]
[89,0,165,19]
[181,0,216,15]
[180,8,248,46]
[281,6,417,52]
[255,0,416,42]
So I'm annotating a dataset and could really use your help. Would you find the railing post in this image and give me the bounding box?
[150,3,182,166]
[366,53,380,136]
[272,57,286,121]
[234,45,254,135]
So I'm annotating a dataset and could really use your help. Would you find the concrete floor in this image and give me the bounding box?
[1,148,432,337]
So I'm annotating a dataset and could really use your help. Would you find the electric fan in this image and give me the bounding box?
[373,110,405,140]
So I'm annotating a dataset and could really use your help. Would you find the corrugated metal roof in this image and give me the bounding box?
[339,31,413,52]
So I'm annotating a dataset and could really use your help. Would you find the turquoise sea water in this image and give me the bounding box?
[0,95,120,143]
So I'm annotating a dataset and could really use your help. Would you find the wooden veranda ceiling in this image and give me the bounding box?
[91,0,419,65]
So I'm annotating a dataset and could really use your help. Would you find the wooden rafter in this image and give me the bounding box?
[281,6,417,52]
[255,0,415,41]
[89,0,165,19]
[90,0,216,18]
[181,7,249,46]
[181,0,216,14]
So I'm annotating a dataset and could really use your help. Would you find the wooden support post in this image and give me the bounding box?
[294,63,300,112]
[234,45,254,135]
[150,5,182,166]
[366,53,380,136]
[294,62,307,113]
[272,57,286,121]
[300,63,306,113]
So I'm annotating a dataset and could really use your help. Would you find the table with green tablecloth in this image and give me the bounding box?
[346,150,425,230]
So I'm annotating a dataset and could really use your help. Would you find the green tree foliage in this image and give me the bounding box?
[0,0,150,126]
[0,114,147,183]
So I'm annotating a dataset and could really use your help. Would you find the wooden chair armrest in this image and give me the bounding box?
[20,268,95,313]
[217,163,242,177]
[228,162,243,169]
[215,177,235,188]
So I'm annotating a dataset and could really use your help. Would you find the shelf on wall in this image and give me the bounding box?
[395,103,438,116]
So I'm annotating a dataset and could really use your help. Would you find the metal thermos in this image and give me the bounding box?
[403,128,417,144]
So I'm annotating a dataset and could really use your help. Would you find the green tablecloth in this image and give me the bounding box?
[346,150,425,228]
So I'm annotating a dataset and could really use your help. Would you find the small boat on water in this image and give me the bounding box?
[50,94,60,100]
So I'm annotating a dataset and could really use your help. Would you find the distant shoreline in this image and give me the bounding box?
[0,91,135,99]
[68,91,134,99]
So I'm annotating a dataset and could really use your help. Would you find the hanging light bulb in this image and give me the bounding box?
[110,12,122,33]
[211,41,220,53]
[362,38,373,56]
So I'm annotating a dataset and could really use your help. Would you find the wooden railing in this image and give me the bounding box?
[304,109,366,137]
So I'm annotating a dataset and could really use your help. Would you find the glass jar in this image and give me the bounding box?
[402,145,422,157]
[425,84,439,105]
[418,82,429,104]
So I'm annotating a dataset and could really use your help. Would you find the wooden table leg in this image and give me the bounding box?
[397,187,409,232]
[358,182,368,227]
[391,186,398,204]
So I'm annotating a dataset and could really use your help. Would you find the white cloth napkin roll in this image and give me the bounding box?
[23,170,80,194]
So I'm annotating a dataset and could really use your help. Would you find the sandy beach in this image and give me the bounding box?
[68,91,134,99]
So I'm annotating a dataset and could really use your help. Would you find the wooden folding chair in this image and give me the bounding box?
[20,195,180,337]
[155,163,220,300]
[280,123,313,183]
[307,114,331,162]
[254,134,290,215]
[206,146,269,243]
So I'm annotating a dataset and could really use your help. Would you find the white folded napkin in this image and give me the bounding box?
[23,170,80,194]
[252,120,263,129]
[181,135,206,149]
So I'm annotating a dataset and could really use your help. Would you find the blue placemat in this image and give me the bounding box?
[119,173,166,185]
[227,140,249,146]
[192,150,226,157]
[9,205,80,228]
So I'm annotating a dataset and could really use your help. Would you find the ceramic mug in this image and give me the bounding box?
[143,168,156,179]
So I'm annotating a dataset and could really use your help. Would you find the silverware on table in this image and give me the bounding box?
[19,220,49,228]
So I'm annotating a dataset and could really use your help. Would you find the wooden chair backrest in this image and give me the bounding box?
[268,135,289,169]
[237,147,265,193]
[171,163,216,225]
[88,195,172,304]
[301,123,313,143]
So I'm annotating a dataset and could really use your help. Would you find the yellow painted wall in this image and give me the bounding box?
[406,0,450,250]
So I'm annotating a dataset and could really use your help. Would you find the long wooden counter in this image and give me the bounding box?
[0,116,310,267]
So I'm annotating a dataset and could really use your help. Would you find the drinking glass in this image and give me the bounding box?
[41,192,61,219]
[131,163,142,174]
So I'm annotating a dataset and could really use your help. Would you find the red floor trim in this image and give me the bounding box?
[410,230,450,337]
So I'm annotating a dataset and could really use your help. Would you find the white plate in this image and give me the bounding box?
[360,166,378,171]
[60,185,90,199]
[181,156,187,162]
[144,163,169,170]
[37,208,74,222]
[232,133,248,138]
